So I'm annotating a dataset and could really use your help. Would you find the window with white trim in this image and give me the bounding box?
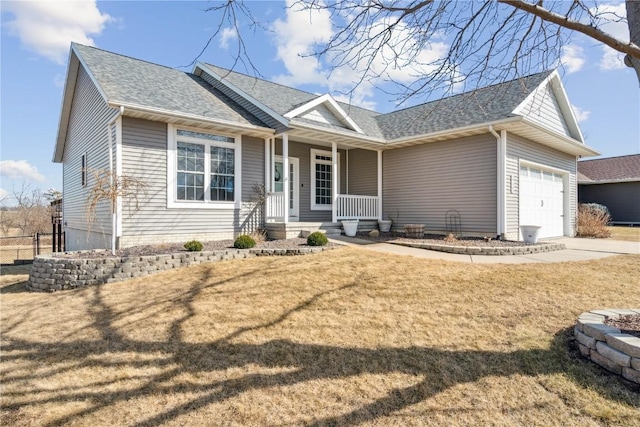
[310,149,339,210]
[168,126,240,209]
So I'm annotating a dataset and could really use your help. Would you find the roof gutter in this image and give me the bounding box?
[107,101,276,136]
[519,118,599,157]
[387,116,523,146]
[289,119,386,144]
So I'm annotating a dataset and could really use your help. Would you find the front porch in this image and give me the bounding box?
[262,132,384,238]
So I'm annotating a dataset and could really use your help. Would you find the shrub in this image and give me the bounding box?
[576,203,612,238]
[184,240,203,251]
[307,231,328,246]
[234,234,256,249]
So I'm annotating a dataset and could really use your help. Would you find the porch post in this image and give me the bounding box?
[283,133,289,224]
[332,142,338,223]
[377,150,383,221]
[264,139,270,221]
[271,138,275,191]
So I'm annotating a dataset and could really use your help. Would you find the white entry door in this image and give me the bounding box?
[519,164,565,239]
[274,157,299,220]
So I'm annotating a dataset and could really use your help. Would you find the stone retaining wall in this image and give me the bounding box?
[574,309,640,384]
[392,241,565,256]
[28,247,333,292]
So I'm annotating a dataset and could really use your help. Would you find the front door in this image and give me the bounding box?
[275,156,299,220]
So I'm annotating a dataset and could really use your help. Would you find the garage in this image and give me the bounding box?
[519,164,565,239]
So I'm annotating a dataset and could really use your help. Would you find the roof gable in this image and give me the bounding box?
[54,44,272,161]
[512,71,583,142]
[578,154,640,183]
[198,64,385,138]
[284,94,364,133]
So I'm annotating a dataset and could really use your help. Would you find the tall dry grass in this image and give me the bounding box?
[1,248,639,426]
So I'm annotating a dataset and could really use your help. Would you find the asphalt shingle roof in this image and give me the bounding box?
[75,44,554,141]
[374,72,552,139]
[578,154,640,183]
[74,44,268,128]
[205,64,552,140]
[204,64,385,138]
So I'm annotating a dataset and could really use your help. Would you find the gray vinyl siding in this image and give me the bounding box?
[275,140,347,222]
[383,135,497,234]
[120,117,265,245]
[506,134,577,237]
[347,149,378,196]
[579,182,640,224]
[518,83,571,137]
[62,66,118,250]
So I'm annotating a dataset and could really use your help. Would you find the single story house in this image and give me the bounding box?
[54,43,599,251]
[578,154,640,225]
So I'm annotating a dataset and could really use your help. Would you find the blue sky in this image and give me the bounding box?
[1,1,639,201]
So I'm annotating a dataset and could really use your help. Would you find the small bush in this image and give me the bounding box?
[234,234,256,249]
[307,231,328,246]
[184,240,203,251]
[576,203,612,238]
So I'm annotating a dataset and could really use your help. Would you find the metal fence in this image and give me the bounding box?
[0,234,59,264]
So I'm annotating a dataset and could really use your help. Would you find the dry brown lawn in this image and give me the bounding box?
[608,226,640,242]
[1,248,639,426]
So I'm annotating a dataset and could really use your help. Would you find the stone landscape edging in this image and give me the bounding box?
[389,241,566,255]
[574,309,640,385]
[27,246,335,292]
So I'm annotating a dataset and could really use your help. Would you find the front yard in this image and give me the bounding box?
[1,247,639,426]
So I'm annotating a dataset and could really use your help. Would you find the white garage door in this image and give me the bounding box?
[519,165,564,239]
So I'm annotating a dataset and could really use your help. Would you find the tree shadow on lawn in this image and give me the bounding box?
[1,265,638,426]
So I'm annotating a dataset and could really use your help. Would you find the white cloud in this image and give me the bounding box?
[219,27,238,50]
[600,47,626,70]
[589,2,628,71]
[0,188,8,200]
[3,0,112,64]
[0,160,45,182]
[270,0,456,109]
[571,103,591,123]
[561,45,585,74]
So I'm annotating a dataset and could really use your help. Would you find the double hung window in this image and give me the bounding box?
[169,126,240,208]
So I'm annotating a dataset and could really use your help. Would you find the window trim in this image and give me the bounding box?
[310,148,339,211]
[167,124,242,209]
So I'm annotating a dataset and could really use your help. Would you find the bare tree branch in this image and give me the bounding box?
[499,0,640,59]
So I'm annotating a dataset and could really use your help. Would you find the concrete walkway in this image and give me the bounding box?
[329,235,640,264]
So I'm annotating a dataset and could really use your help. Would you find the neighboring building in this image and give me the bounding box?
[54,44,599,251]
[578,154,640,225]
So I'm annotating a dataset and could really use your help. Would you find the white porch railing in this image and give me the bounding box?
[266,192,285,222]
[336,194,380,220]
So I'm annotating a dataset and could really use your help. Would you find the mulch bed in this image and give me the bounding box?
[358,232,535,247]
[54,238,338,259]
[605,314,640,338]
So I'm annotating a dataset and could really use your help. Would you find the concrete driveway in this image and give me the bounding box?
[330,236,639,264]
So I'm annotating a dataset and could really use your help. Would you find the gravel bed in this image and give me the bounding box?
[357,232,535,247]
[55,238,338,259]
[605,314,640,338]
